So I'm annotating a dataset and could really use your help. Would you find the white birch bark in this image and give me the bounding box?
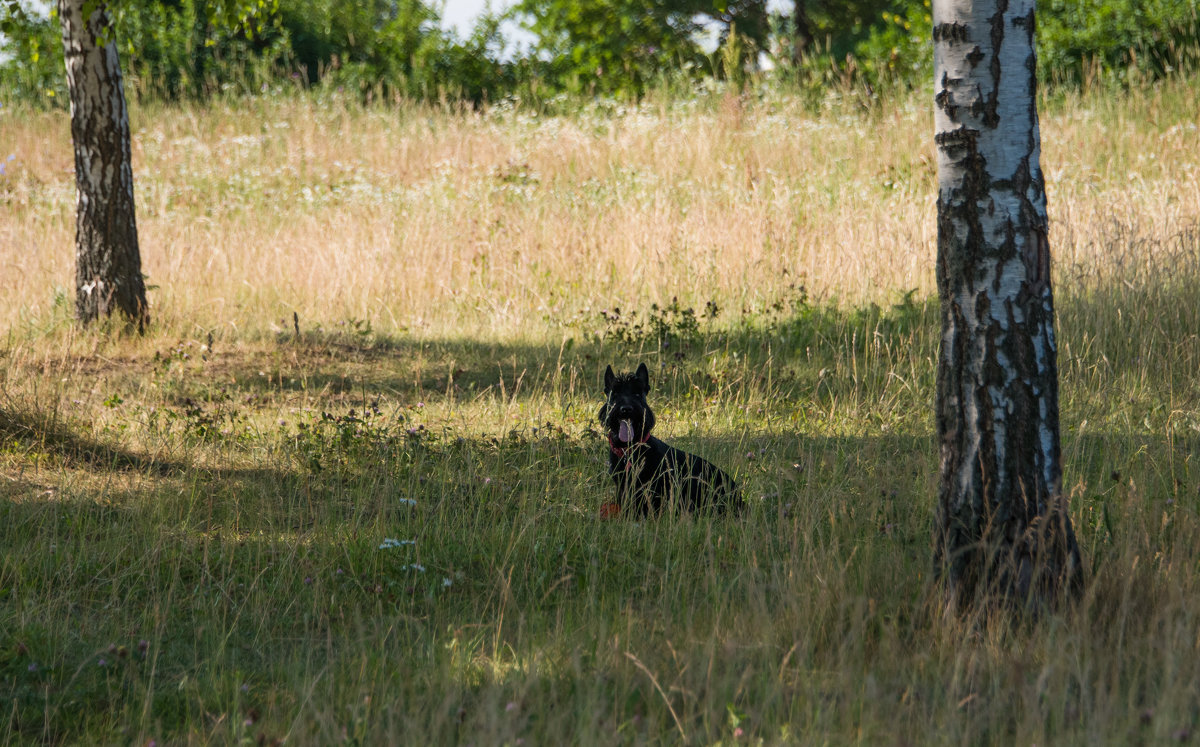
[60,0,148,330]
[932,0,1081,607]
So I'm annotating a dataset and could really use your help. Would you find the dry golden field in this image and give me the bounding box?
[2,82,1194,340]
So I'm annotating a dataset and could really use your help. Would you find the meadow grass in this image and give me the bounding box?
[1,75,1200,744]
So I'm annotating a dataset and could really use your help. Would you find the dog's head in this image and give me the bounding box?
[599,363,656,447]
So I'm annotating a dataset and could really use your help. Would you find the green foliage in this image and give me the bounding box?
[111,0,287,99]
[2,0,1199,105]
[275,0,434,95]
[784,0,908,60]
[589,298,720,354]
[790,0,1200,95]
[1039,0,1200,85]
[848,0,932,90]
[415,12,526,105]
[513,0,713,97]
[0,5,65,102]
[0,0,517,104]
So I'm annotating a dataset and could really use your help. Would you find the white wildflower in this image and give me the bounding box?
[379,538,416,550]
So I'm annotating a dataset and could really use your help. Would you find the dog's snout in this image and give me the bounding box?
[619,405,634,416]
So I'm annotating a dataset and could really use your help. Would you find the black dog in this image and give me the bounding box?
[599,363,739,516]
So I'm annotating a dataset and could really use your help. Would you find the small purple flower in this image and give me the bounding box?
[304,576,313,585]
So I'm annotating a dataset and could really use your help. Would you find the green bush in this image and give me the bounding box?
[0,0,517,105]
[277,0,433,95]
[0,8,65,103]
[1039,0,1200,85]
[851,1,932,91]
[2,0,1197,106]
[113,0,285,99]
[794,0,1199,95]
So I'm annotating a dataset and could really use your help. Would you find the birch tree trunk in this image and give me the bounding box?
[932,0,1082,609]
[792,0,814,57]
[60,0,149,331]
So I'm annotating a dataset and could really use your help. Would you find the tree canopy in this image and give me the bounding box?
[2,0,1197,104]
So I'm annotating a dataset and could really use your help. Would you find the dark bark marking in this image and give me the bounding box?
[1022,10,1041,162]
[984,10,1005,128]
[1013,7,1035,34]
[968,84,990,119]
[934,126,979,152]
[933,22,970,43]
[1030,229,1050,290]
[935,88,958,119]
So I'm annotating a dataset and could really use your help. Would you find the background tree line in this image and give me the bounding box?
[2,0,1198,105]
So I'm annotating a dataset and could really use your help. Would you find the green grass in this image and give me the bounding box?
[2,77,1200,743]
[4,280,1200,744]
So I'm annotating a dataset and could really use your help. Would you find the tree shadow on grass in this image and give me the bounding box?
[152,293,942,416]
[0,293,948,549]
[5,276,1194,515]
[0,406,306,519]
[0,407,174,475]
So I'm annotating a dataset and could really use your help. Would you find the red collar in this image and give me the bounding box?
[608,433,650,459]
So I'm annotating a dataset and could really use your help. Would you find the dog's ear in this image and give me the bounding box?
[635,362,650,393]
[604,365,616,393]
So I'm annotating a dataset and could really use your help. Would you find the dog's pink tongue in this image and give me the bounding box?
[619,420,633,443]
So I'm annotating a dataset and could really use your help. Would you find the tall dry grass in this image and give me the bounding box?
[3,83,1197,341]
